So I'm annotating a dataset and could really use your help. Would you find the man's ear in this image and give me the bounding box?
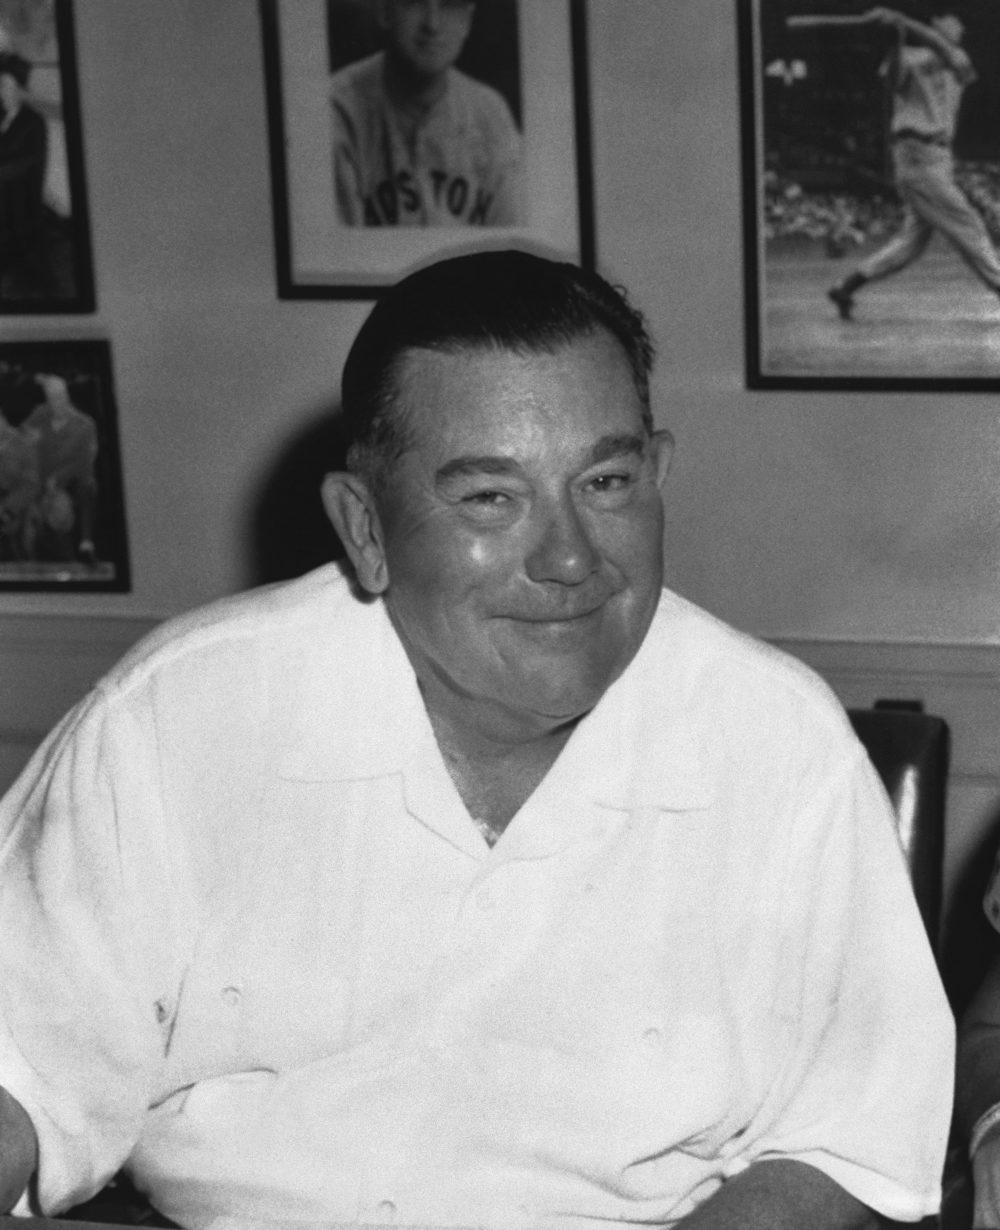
[650,429,675,489]
[321,471,389,595]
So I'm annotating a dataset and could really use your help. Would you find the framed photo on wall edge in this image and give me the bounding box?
[260,0,595,299]
[739,0,1000,391]
[0,0,96,314]
[0,340,130,591]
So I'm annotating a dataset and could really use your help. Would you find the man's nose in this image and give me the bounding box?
[525,497,600,586]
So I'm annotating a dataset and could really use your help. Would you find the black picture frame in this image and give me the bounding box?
[260,0,594,299]
[0,340,129,591]
[738,0,1000,390]
[0,0,95,314]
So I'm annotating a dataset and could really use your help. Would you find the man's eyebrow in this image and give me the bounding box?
[435,456,522,485]
[587,433,646,464]
[434,435,647,486]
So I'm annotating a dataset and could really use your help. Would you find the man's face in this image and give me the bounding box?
[365,333,671,735]
[381,0,475,79]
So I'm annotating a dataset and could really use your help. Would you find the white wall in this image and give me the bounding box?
[2,0,1000,976]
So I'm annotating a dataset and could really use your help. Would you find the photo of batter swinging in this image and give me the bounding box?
[740,0,1000,386]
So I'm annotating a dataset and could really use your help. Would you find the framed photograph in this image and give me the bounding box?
[738,0,1000,389]
[260,0,594,298]
[0,0,95,313]
[0,340,129,591]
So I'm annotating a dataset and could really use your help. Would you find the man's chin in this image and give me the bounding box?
[407,54,456,79]
[501,669,621,730]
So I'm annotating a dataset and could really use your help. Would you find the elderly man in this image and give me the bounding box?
[0,251,951,1228]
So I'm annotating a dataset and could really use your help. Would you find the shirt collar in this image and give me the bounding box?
[549,607,715,814]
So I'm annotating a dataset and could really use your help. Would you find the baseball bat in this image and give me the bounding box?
[786,13,875,27]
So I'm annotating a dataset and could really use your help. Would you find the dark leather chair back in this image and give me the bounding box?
[847,701,950,952]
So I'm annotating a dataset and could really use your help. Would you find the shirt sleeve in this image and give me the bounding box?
[485,153,524,227]
[480,96,523,227]
[0,686,183,1214]
[726,741,955,1223]
[330,90,365,227]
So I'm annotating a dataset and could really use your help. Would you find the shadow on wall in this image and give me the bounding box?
[248,403,349,587]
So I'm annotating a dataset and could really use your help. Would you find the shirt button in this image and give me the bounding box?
[221,985,242,1006]
[641,1025,663,1046]
[376,1199,398,1222]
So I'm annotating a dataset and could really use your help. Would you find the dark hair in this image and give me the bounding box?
[340,249,655,490]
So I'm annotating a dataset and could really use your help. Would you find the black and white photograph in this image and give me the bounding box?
[739,0,1000,387]
[3,6,1000,1229]
[0,0,94,313]
[261,0,592,296]
[0,341,128,589]
[326,0,524,228]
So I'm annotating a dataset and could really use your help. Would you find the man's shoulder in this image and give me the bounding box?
[643,588,850,734]
[101,564,374,701]
[329,52,384,107]
[448,68,519,137]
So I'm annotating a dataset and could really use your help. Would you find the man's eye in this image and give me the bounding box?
[458,490,516,518]
[588,473,632,493]
[463,490,509,506]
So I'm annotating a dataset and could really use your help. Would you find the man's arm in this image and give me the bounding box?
[0,1085,37,1213]
[867,7,975,80]
[675,1160,876,1230]
[957,954,1000,1229]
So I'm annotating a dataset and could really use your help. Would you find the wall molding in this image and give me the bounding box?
[773,636,1000,686]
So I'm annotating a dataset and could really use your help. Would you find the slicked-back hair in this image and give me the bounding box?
[339,249,656,493]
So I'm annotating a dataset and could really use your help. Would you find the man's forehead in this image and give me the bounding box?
[385,338,647,472]
[389,332,634,389]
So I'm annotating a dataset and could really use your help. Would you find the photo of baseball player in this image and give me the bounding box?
[826,7,1000,320]
[0,368,98,570]
[0,50,53,299]
[327,0,524,227]
[0,403,38,563]
[747,0,1000,381]
[22,373,99,567]
[0,0,94,310]
[0,345,129,589]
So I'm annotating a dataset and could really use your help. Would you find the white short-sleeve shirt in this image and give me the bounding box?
[0,565,954,1227]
